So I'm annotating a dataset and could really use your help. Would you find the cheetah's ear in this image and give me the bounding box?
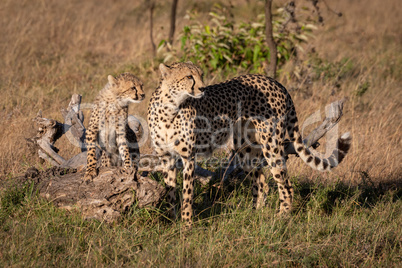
[108,75,117,86]
[159,63,171,78]
[186,61,193,64]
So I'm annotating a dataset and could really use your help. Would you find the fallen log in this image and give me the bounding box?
[12,166,165,223]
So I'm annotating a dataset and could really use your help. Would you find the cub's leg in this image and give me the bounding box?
[116,109,132,169]
[84,106,101,182]
[126,123,140,170]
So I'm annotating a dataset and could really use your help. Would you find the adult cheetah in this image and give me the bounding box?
[84,73,145,182]
[148,62,351,227]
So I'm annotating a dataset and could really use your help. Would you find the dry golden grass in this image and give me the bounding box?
[283,0,402,183]
[0,0,400,185]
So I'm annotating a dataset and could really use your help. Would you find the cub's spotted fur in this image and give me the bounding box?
[148,62,351,227]
[84,73,145,182]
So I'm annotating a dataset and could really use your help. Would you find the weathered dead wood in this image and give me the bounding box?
[27,112,66,165]
[61,94,86,151]
[284,98,348,155]
[26,94,86,167]
[14,166,165,223]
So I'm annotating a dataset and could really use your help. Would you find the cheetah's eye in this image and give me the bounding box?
[186,75,193,79]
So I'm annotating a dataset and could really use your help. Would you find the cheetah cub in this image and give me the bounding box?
[148,62,351,227]
[83,73,145,182]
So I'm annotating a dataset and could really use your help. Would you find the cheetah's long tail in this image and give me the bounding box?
[293,130,352,171]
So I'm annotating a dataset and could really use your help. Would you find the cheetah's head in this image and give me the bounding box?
[108,73,145,107]
[159,62,205,107]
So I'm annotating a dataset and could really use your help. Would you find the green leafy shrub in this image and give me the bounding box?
[355,81,370,96]
[166,4,317,74]
[308,56,356,83]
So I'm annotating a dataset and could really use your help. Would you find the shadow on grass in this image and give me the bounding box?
[295,177,402,215]
[189,171,402,222]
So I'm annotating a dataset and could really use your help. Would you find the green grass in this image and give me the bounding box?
[1,177,401,267]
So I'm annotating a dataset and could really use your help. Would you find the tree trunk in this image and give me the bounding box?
[265,0,277,78]
[149,1,156,56]
[168,0,179,45]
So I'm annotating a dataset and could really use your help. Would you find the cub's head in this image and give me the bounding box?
[108,73,145,107]
[159,62,205,106]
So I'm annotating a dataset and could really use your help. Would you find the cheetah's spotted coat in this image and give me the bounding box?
[148,62,351,227]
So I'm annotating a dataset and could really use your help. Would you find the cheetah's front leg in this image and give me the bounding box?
[83,107,100,182]
[84,146,98,182]
[181,158,195,228]
[165,163,177,219]
[117,109,132,170]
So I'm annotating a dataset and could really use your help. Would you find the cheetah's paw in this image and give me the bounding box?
[82,169,97,183]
